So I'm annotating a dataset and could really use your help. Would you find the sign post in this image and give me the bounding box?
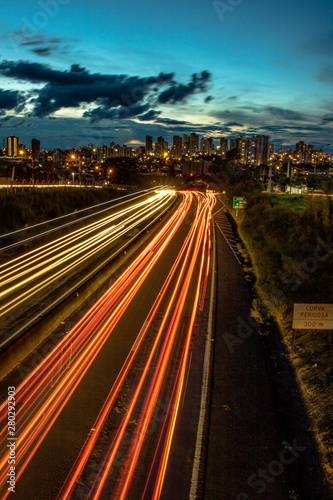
[292,304,333,330]
[233,197,246,217]
[292,303,333,354]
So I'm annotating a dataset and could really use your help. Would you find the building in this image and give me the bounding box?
[189,133,199,156]
[123,146,133,158]
[230,135,247,164]
[7,136,18,157]
[207,137,214,155]
[295,141,313,164]
[53,149,63,162]
[96,145,110,162]
[32,138,40,162]
[200,138,208,154]
[145,135,153,156]
[246,135,272,165]
[220,137,228,158]
[171,136,182,159]
[252,135,271,164]
[155,136,169,157]
[183,134,190,155]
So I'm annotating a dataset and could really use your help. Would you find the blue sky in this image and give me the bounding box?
[0,0,332,151]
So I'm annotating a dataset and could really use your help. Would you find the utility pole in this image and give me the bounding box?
[267,163,273,193]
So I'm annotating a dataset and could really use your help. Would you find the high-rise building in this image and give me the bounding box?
[96,145,110,162]
[230,135,247,164]
[123,146,133,158]
[220,137,228,158]
[295,141,307,154]
[53,149,63,162]
[145,135,153,156]
[200,138,208,154]
[183,134,190,155]
[246,135,272,165]
[155,136,169,157]
[189,133,199,156]
[295,141,311,164]
[32,138,40,161]
[171,136,182,159]
[251,135,271,165]
[207,137,214,155]
[7,136,18,157]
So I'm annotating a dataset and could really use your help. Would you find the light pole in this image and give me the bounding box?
[71,154,81,186]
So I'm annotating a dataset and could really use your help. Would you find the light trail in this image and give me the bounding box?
[0,191,216,500]
[0,192,192,499]
[78,192,215,500]
[0,191,175,317]
[0,186,163,246]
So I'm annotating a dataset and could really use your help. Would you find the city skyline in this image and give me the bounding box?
[4,133,331,169]
[0,0,332,151]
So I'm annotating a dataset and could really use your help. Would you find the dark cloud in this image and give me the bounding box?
[8,33,75,57]
[225,122,243,127]
[213,105,306,124]
[317,64,333,83]
[157,71,211,104]
[205,95,214,103]
[155,117,189,125]
[0,88,24,111]
[137,110,161,121]
[227,96,238,100]
[0,60,177,117]
[264,106,305,121]
[84,103,150,122]
[322,114,333,123]
[12,34,66,47]
[0,60,212,122]
[30,47,53,57]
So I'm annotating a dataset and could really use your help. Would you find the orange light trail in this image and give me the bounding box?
[81,192,215,500]
[0,192,191,499]
[0,191,175,317]
[0,191,216,500]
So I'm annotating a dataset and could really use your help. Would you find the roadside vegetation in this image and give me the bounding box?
[224,180,333,486]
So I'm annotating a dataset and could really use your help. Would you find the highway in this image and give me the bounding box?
[0,191,215,499]
[0,189,176,345]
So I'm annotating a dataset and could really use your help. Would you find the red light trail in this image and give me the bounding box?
[0,191,215,500]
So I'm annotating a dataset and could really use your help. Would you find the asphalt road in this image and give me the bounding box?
[0,192,207,499]
[0,190,176,345]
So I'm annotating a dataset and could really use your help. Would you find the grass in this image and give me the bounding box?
[0,187,135,234]
[226,192,333,487]
[269,193,308,211]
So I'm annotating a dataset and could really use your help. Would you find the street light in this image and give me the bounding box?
[109,169,113,188]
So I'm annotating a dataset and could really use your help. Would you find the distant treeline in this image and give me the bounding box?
[0,187,134,234]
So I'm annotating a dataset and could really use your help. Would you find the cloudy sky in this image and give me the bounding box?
[0,0,332,151]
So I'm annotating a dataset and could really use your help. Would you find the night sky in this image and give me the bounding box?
[0,0,332,151]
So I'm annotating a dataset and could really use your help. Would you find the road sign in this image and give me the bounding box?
[292,303,333,330]
[233,197,246,209]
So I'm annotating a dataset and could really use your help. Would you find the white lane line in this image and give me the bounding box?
[214,222,242,265]
[189,221,217,500]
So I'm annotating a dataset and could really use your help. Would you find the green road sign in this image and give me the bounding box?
[233,196,246,208]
